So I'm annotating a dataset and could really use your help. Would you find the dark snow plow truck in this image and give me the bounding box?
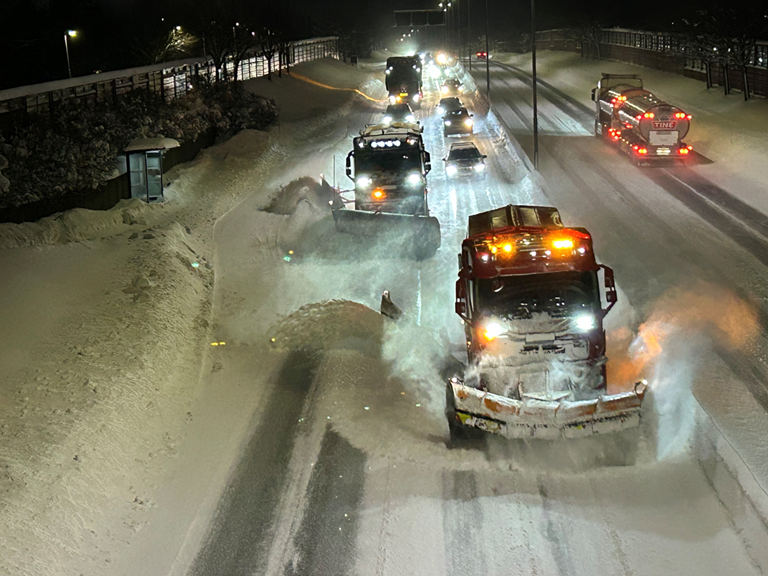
[592,73,693,165]
[445,205,647,441]
[386,56,423,109]
[334,122,441,259]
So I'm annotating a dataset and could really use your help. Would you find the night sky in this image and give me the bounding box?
[1,0,765,89]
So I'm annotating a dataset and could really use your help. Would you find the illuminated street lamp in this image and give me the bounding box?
[64,30,77,78]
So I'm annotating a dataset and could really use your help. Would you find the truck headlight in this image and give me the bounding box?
[389,95,396,103]
[446,164,458,176]
[356,176,372,187]
[413,94,420,102]
[483,321,504,341]
[407,173,421,186]
[574,314,595,332]
[464,118,474,127]
[444,120,452,126]
[382,115,392,124]
[405,114,415,123]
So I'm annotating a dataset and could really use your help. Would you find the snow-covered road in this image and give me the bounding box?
[174,65,764,575]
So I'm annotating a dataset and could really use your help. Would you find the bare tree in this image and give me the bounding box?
[574,21,604,60]
[684,6,768,100]
[134,27,199,65]
[257,28,280,80]
[231,25,259,81]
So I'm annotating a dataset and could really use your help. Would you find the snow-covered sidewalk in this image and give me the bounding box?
[0,58,385,576]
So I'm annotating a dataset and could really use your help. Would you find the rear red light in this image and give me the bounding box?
[637,148,648,155]
[678,148,690,155]
[643,112,654,119]
[686,114,692,120]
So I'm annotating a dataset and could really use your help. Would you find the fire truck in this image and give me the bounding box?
[445,204,647,440]
[334,122,440,259]
[386,56,423,108]
[591,74,693,165]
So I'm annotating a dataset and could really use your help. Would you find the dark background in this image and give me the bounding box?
[1,0,765,90]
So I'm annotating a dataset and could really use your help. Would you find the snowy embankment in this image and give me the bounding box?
[0,58,385,576]
[490,50,768,569]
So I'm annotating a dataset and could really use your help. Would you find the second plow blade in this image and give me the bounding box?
[332,209,441,260]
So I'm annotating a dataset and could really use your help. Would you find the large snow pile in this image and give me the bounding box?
[0,198,155,249]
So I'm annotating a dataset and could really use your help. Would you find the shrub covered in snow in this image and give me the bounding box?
[0,86,278,210]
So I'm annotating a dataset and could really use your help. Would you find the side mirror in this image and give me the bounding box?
[600,264,617,314]
[345,151,353,179]
[470,114,474,117]
[591,88,597,102]
[482,155,487,159]
[425,162,432,174]
[455,279,469,319]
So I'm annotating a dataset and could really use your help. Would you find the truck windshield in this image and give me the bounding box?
[476,271,599,319]
[356,149,422,173]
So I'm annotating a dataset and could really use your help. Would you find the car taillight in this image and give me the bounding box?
[372,189,386,200]
[637,148,648,155]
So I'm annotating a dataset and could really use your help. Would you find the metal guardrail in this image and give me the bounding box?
[0,36,340,117]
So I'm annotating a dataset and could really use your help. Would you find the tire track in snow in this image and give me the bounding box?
[442,470,488,576]
[285,425,366,576]
[188,350,319,576]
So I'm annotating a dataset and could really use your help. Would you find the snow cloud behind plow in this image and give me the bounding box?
[608,280,760,459]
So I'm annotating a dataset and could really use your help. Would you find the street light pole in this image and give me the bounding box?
[531,0,539,169]
[467,0,471,71]
[485,0,490,98]
[64,30,76,78]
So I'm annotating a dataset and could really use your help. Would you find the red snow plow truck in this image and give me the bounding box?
[592,73,692,165]
[445,204,647,440]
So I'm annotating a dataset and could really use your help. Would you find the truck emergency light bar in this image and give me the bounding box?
[468,205,563,238]
[360,122,422,137]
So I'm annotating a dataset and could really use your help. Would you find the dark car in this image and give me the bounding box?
[436,97,463,116]
[444,142,487,178]
[383,103,416,125]
[440,78,464,97]
[443,107,474,137]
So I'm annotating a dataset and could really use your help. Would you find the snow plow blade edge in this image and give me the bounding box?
[448,380,647,440]
[332,209,441,259]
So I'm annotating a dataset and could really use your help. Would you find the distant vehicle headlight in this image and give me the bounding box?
[407,172,421,186]
[464,118,474,127]
[574,314,595,332]
[446,164,458,176]
[474,162,485,171]
[405,114,415,123]
[436,106,445,115]
[382,115,392,124]
[444,120,452,126]
[441,86,448,94]
[357,176,372,187]
[413,94,420,102]
[389,95,396,103]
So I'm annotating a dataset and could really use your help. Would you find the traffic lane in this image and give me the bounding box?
[189,351,320,576]
[353,457,760,576]
[477,61,768,331]
[499,106,768,409]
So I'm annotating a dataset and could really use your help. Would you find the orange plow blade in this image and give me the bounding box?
[448,379,647,440]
